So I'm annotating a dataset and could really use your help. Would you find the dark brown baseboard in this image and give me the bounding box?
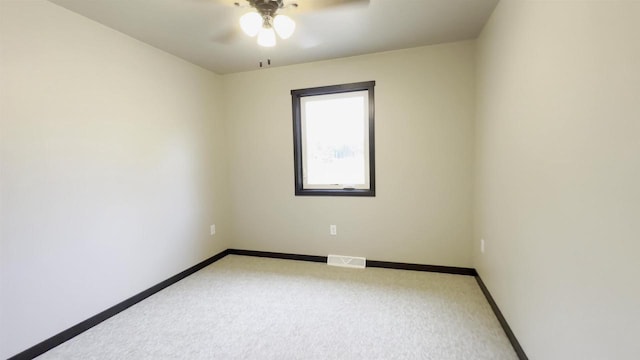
[228,249,477,276]
[227,248,327,263]
[367,259,477,276]
[475,275,529,360]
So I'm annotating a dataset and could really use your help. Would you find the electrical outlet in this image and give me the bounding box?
[481,238,485,253]
[210,224,216,235]
[330,225,337,236]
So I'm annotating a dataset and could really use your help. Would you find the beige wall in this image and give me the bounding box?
[223,42,476,267]
[0,1,230,357]
[11,1,638,359]
[474,1,640,359]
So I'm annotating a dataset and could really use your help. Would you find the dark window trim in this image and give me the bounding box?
[291,81,376,197]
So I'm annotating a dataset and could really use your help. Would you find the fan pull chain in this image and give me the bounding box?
[259,59,272,68]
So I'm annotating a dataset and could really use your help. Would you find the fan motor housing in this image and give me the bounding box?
[247,0,284,18]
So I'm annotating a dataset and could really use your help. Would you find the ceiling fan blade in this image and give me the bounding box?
[211,28,242,44]
[295,0,369,12]
[200,0,244,45]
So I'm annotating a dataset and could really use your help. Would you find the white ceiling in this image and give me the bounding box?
[48,0,498,74]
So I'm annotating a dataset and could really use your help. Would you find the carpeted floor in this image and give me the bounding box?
[36,255,518,359]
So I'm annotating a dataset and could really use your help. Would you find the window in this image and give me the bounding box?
[291,81,375,196]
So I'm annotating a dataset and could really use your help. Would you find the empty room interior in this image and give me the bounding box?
[1,0,639,359]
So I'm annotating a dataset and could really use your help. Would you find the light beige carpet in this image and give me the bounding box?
[36,255,518,359]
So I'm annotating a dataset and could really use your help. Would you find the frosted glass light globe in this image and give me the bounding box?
[257,27,276,47]
[273,14,295,39]
[240,12,261,37]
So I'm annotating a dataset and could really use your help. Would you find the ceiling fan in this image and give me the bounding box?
[229,0,369,47]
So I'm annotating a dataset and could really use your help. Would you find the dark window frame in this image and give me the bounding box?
[291,81,376,197]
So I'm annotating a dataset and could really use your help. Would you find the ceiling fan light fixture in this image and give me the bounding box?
[273,14,295,39]
[257,27,276,47]
[239,11,262,37]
